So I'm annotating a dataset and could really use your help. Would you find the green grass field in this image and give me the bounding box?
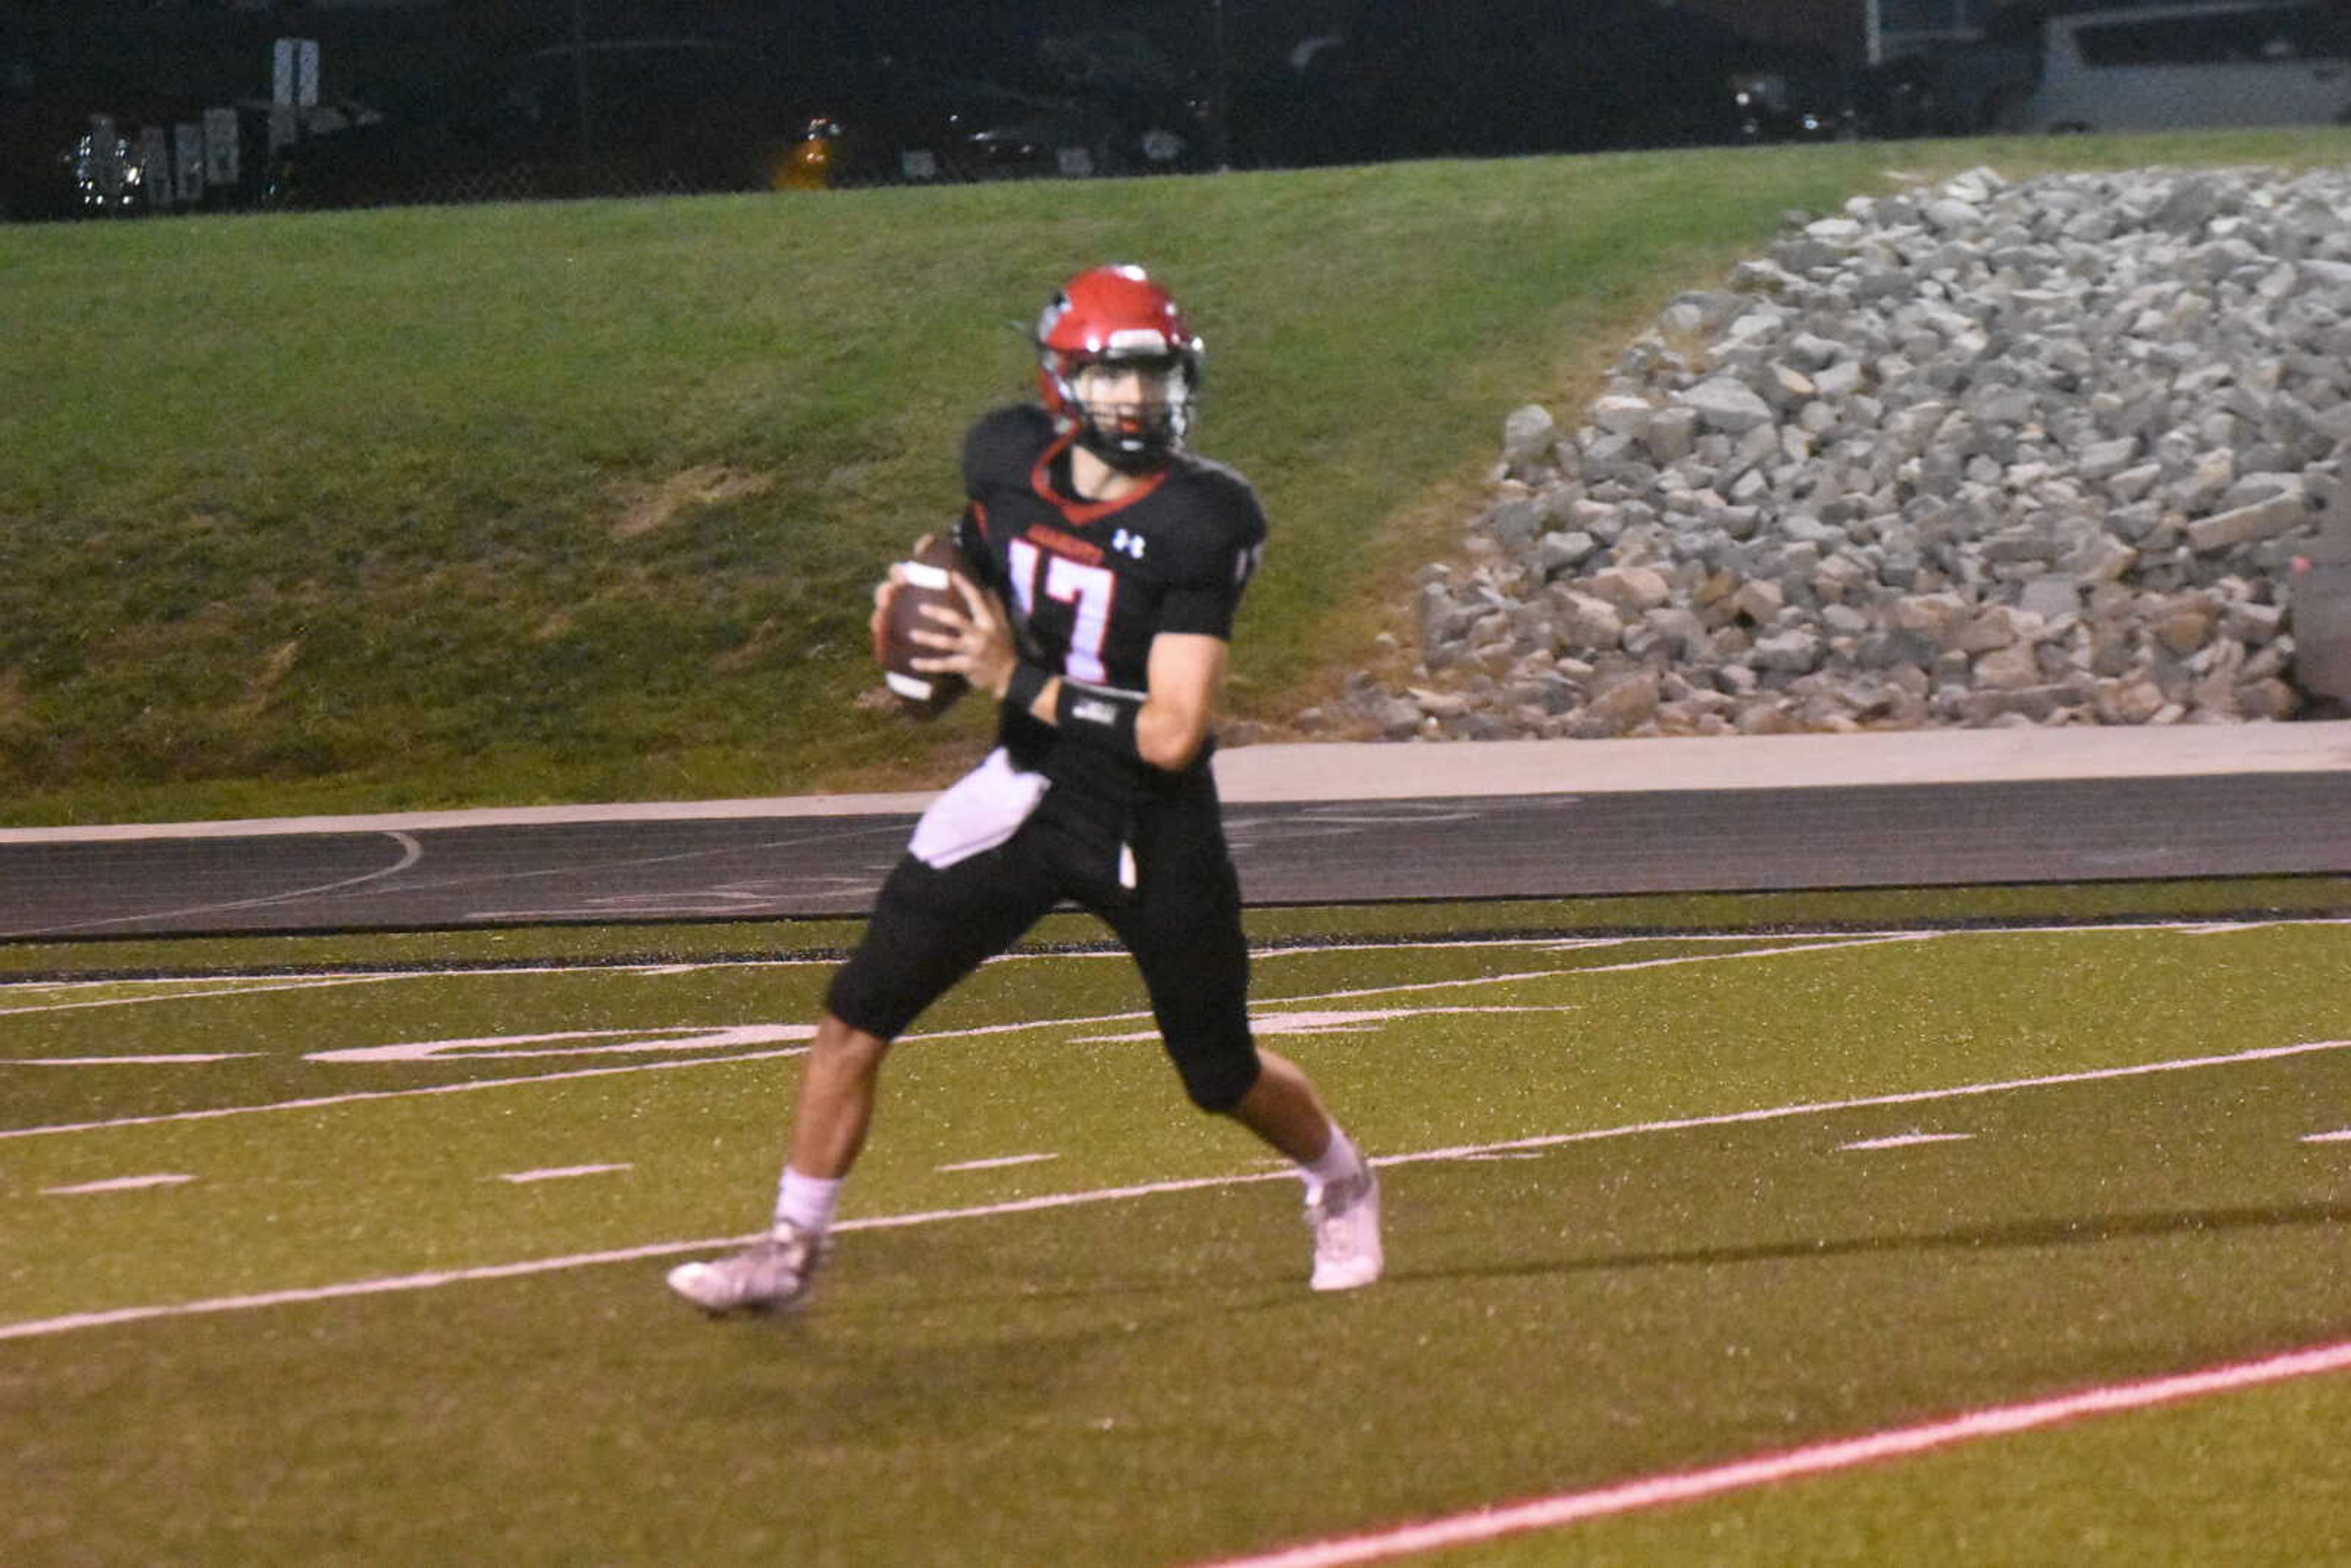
[6,127,2351,826]
[8,901,2351,1565]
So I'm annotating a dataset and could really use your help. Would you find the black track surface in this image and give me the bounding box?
[3,773,2345,939]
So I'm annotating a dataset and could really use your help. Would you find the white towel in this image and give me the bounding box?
[908,748,1051,869]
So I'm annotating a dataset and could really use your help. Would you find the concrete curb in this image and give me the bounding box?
[2,721,2345,844]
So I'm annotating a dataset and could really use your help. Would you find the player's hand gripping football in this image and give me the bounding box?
[869,533,1018,702]
[907,570,1017,700]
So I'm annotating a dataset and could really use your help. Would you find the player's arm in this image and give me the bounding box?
[1124,632,1224,771]
[918,577,1224,773]
[1006,629,1224,773]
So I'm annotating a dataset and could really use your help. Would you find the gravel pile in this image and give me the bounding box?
[1307,163,2351,740]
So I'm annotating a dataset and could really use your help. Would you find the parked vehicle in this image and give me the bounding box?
[1992,1,2351,132]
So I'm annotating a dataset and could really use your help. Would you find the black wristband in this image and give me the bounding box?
[1003,661,1052,716]
[1053,680,1145,760]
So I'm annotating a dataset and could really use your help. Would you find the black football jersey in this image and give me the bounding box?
[951,404,1266,786]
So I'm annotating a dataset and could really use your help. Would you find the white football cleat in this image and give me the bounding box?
[666,1221,826,1316]
[1306,1163,1382,1292]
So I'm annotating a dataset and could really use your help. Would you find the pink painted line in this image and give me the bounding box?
[1192,1338,2351,1568]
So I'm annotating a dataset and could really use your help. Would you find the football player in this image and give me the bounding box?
[667,264,1382,1316]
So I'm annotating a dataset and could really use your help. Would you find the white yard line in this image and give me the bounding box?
[4,1036,2344,1343]
[1187,1337,2351,1568]
[1253,932,1934,1010]
[0,972,421,1018]
[2,919,2331,1141]
[1376,1038,2351,1169]
[42,1172,195,1196]
[0,1043,827,1142]
[4,914,2336,1022]
[0,934,1867,1139]
[0,929,1804,1015]
[19,1054,259,1066]
[938,1153,1060,1172]
[496,1164,632,1185]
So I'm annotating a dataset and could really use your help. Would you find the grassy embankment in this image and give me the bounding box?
[4,126,2348,825]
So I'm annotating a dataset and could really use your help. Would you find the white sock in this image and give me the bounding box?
[774,1169,842,1237]
[1300,1124,1363,1194]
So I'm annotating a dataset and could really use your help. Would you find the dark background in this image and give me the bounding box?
[2,0,1878,216]
[17,2,2339,216]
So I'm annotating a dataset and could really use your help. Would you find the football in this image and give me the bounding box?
[874,535,971,718]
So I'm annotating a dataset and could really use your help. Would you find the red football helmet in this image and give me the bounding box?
[1035,264,1204,472]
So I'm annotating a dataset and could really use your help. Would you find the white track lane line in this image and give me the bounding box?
[1186,1337,2351,1568]
[4,831,425,939]
[4,1036,2345,1343]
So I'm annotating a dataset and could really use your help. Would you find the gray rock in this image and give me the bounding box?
[1589,394,1657,437]
[1750,628,1823,673]
[1537,531,1599,576]
[2018,576,2083,620]
[2186,492,2309,552]
[1641,406,1700,465]
[1502,404,1559,462]
[1583,567,1673,614]
[1552,591,1626,653]
[1484,499,1543,548]
[1678,378,1778,435]
[2077,437,2139,480]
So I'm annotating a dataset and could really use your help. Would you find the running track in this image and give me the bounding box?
[2,728,2347,938]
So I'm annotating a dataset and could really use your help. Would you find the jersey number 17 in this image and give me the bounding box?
[1007,538,1117,685]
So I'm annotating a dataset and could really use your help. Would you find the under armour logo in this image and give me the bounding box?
[1111,528,1146,560]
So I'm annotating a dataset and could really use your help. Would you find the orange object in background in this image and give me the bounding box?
[772,116,839,190]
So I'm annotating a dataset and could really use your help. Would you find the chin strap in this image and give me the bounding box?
[1076,423,1174,475]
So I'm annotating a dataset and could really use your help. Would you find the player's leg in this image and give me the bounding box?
[667,846,1054,1316]
[1229,1047,1341,1161]
[1100,793,1383,1291]
[783,1011,891,1180]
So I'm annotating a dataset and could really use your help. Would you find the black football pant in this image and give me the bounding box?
[826,781,1262,1112]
